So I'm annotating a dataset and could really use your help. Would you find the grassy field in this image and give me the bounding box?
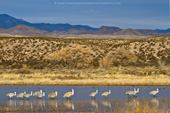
[0,68,169,86]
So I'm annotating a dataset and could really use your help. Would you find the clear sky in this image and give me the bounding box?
[0,0,169,29]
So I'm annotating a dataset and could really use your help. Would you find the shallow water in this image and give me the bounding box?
[0,86,170,112]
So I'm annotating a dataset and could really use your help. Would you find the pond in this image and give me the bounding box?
[0,86,170,112]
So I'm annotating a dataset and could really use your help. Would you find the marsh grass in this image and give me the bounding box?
[115,101,169,113]
[0,67,169,86]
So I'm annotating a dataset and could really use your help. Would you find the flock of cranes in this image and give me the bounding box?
[6,88,159,99]
[126,88,159,97]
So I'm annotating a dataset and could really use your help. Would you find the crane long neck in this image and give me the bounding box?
[72,89,74,95]
[136,88,139,93]
[96,90,98,94]
[55,92,58,95]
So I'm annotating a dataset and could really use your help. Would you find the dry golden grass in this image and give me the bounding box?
[0,68,170,86]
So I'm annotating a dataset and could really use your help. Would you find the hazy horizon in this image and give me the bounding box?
[0,0,170,29]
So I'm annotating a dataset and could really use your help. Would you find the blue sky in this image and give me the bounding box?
[0,0,169,29]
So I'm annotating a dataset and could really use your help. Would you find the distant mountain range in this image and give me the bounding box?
[0,14,170,38]
[0,14,97,32]
[155,28,170,33]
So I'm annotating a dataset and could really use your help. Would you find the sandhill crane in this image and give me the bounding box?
[48,91,58,99]
[89,90,98,99]
[149,88,159,97]
[36,92,45,98]
[63,89,74,99]
[6,92,16,98]
[101,90,111,98]
[126,88,139,98]
[17,91,26,99]
[24,91,33,99]
[126,88,135,96]
[33,90,42,96]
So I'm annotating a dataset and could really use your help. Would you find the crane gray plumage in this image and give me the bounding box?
[101,90,111,97]
[6,92,16,98]
[149,88,159,96]
[89,90,98,98]
[36,92,45,98]
[126,88,139,97]
[63,89,74,98]
[17,91,26,98]
[48,91,58,99]
[24,91,33,99]
[33,90,42,96]
[126,88,135,95]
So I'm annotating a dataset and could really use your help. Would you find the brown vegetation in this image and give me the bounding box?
[0,36,169,85]
[0,67,170,86]
[0,36,169,69]
[99,48,137,68]
[49,45,94,68]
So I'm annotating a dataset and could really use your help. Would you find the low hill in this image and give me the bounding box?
[95,26,122,34]
[114,29,143,36]
[0,36,169,69]
[0,24,58,37]
[136,29,160,36]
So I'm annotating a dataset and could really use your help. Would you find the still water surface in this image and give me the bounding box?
[0,86,170,112]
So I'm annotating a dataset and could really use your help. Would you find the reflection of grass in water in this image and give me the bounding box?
[115,102,168,113]
[114,99,169,113]
[0,106,64,112]
[0,99,169,112]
